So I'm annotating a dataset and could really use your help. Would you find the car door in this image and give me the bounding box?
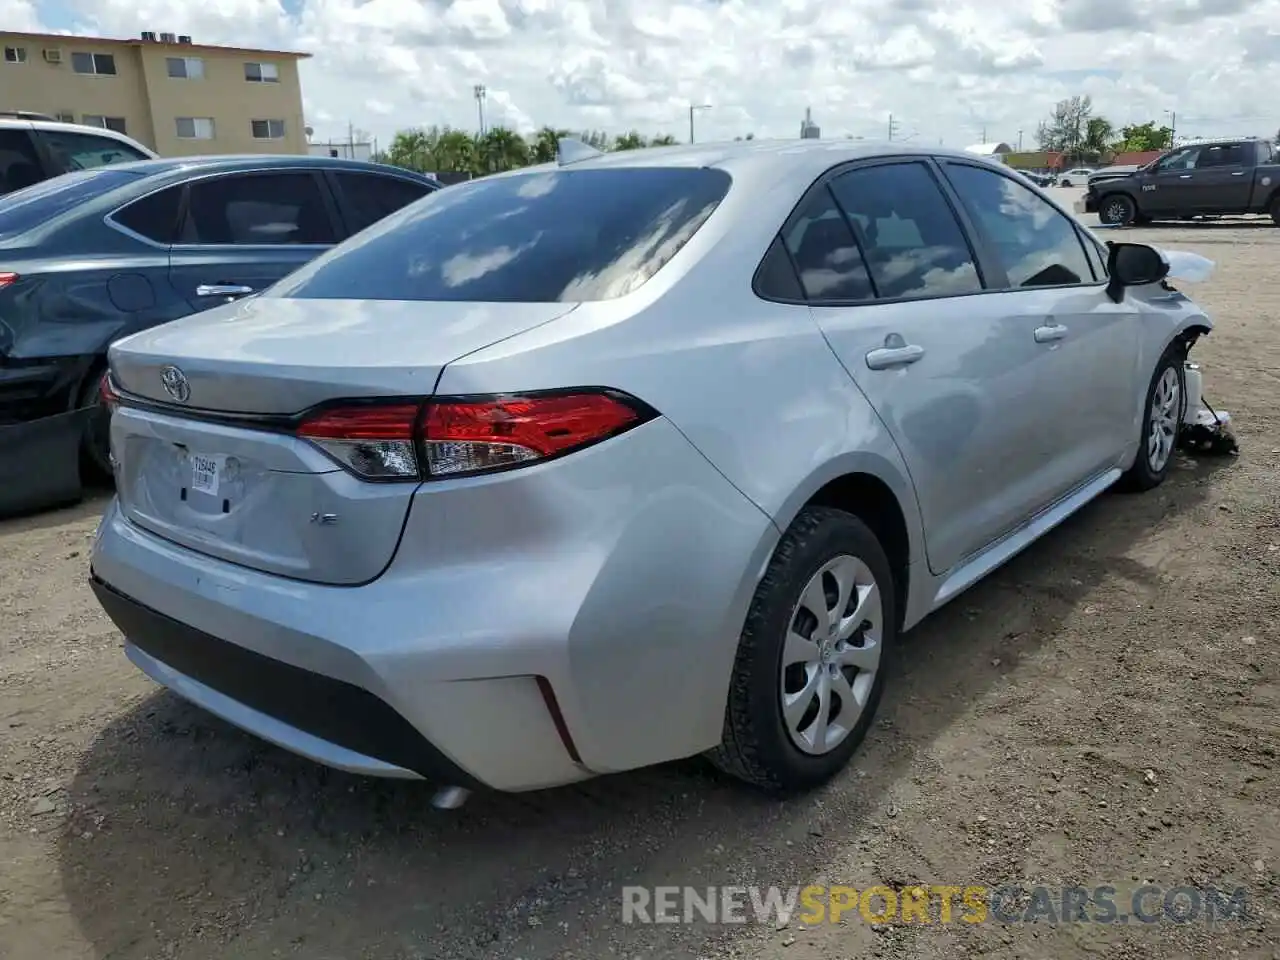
[938,160,1141,503]
[32,127,152,173]
[0,125,49,195]
[792,158,1052,575]
[1184,142,1251,212]
[166,169,342,310]
[1140,145,1204,215]
[326,169,436,235]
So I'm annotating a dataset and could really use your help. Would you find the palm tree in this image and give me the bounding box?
[1083,117,1115,163]
[476,127,529,174]
[530,126,572,164]
[434,128,477,173]
[613,131,648,151]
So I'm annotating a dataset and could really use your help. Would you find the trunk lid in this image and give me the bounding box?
[109,297,577,414]
[108,297,577,584]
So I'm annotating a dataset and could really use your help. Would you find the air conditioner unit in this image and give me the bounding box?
[178,35,193,44]
[159,32,177,43]
[42,48,62,64]
[141,31,157,41]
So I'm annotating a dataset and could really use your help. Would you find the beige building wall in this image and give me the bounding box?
[0,31,309,157]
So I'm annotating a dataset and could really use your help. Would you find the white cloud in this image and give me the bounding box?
[24,0,1280,149]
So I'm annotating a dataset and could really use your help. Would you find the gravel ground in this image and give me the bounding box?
[1,210,1278,960]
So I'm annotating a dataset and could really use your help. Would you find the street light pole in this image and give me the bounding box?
[688,103,711,143]
[473,84,487,137]
[1165,109,1177,147]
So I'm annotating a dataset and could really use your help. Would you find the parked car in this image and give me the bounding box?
[0,116,157,195]
[90,139,1216,806]
[1057,167,1095,187]
[1080,138,1280,226]
[0,155,440,515]
[1017,170,1055,188]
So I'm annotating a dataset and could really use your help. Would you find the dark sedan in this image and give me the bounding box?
[0,155,440,515]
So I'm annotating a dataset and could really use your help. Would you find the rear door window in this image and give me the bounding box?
[37,129,150,172]
[112,185,184,245]
[0,128,45,196]
[269,167,731,302]
[331,171,435,235]
[0,167,141,239]
[778,187,875,302]
[827,162,984,300]
[179,172,338,245]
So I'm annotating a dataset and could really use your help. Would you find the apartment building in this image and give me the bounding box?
[0,29,310,156]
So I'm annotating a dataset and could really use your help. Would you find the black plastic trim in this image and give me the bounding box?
[90,574,482,787]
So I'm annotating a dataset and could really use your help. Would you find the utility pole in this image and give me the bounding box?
[688,103,711,143]
[981,125,987,144]
[348,120,354,159]
[1017,129,1023,151]
[1165,109,1177,147]
[887,113,900,141]
[473,84,487,136]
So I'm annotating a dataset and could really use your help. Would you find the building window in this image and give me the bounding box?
[56,112,75,123]
[71,52,117,75]
[176,117,216,140]
[243,61,279,83]
[251,119,286,140]
[3,46,27,64]
[82,115,128,134]
[166,56,204,79]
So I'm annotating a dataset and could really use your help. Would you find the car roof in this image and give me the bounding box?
[491,137,1010,188]
[99,154,441,184]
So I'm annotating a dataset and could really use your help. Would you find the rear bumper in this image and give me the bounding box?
[0,409,88,517]
[90,417,777,791]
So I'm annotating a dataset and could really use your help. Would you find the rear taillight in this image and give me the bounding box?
[0,272,18,291]
[296,403,421,480]
[99,372,121,412]
[296,390,654,482]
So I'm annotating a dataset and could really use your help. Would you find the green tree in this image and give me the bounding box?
[1115,122,1174,153]
[530,126,571,163]
[1037,96,1093,160]
[1082,117,1115,160]
[475,127,529,174]
[650,134,679,146]
[612,131,648,151]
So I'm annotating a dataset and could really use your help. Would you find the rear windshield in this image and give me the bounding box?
[268,166,732,302]
[0,168,141,239]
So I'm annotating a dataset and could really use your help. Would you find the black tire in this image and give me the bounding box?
[78,366,114,484]
[1269,194,1280,226]
[1099,194,1136,226]
[708,506,897,793]
[1119,346,1186,493]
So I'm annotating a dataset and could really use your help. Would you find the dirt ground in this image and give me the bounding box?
[1,212,1278,960]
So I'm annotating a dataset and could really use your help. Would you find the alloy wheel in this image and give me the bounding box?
[1147,366,1180,473]
[780,555,883,756]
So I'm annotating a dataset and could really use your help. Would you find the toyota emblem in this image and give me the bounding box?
[160,365,191,403]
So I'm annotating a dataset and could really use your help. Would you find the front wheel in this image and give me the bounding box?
[1119,347,1185,492]
[1269,195,1280,226]
[1099,194,1136,226]
[708,506,896,793]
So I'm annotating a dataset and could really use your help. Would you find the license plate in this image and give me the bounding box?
[190,454,224,496]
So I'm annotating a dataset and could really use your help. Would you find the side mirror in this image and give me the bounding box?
[1105,242,1170,302]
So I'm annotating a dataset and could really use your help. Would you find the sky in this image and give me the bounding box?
[5,0,1279,150]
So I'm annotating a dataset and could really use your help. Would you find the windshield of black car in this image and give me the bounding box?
[0,168,142,240]
[267,166,733,302]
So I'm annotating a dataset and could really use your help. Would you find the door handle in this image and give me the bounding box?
[1178,174,1192,179]
[195,284,254,297]
[1034,323,1069,343]
[1231,171,1245,176]
[865,343,925,370]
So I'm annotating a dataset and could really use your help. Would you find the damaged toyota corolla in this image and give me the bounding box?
[88,140,1234,807]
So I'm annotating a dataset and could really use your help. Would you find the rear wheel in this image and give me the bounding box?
[708,506,895,792]
[1269,194,1280,226]
[1119,347,1185,492]
[78,367,113,484]
[1099,194,1136,226]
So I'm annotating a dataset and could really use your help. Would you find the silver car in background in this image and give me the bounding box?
[89,139,1213,804]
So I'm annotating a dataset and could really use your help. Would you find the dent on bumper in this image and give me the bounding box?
[90,417,778,791]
